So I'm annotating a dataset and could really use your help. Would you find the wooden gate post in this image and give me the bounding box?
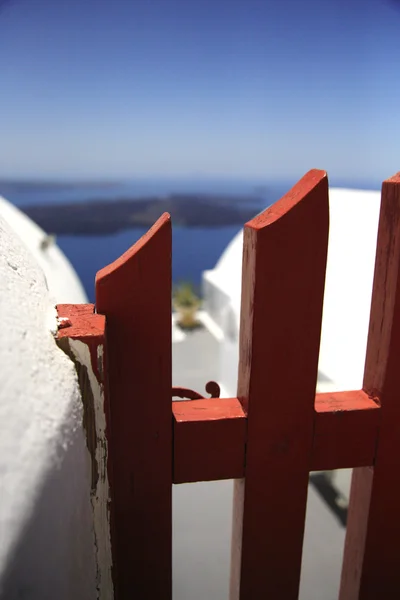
[96,214,172,599]
[340,173,400,599]
[230,170,329,599]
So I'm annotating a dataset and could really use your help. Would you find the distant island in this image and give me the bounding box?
[21,193,264,235]
[0,180,119,194]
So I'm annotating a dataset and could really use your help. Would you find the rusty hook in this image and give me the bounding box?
[172,381,221,401]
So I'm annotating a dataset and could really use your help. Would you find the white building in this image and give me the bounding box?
[202,186,382,501]
[0,196,114,599]
[0,184,382,598]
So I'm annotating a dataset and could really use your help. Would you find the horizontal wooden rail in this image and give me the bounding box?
[173,398,247,483]
[172,390,381,483]
[312,390,380,471]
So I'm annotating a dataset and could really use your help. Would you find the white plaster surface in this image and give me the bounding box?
[318,188,381,391]
[0,213,97,598]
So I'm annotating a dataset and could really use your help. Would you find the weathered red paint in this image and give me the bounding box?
[57,303,106,394]
[171,388,381,486]
[172,397,246,483]
[95,214,172,600]
[340,173,400,600]
[230,170,329,600]
[57,303,103,337]
[56,303,116,593]
[312,390,381,471]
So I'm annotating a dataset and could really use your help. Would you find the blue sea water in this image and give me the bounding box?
[2,177,303,302]
[57,225,243,302]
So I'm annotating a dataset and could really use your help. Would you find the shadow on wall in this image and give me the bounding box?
[0,417,97,600]
[310,473,348,527]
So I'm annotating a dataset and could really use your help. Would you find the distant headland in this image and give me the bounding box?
[0,180,120,195]
[20,193,264,235]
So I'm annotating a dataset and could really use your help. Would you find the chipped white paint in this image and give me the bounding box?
[67,338,113,599]
[0,211,97,597]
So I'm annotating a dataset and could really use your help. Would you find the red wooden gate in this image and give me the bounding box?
[59,169,400,599]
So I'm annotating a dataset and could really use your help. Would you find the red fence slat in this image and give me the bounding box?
[340,173,400,599]
[96,214,172,600]
[230,170,329,599]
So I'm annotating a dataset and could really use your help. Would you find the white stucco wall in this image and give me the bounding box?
[0,213,97,598]
[317,188,380,391]
[203,187,381,398]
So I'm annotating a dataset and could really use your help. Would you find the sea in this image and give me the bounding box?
[1,176,379,302]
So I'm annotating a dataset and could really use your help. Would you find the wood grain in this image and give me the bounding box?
[172,397,246,483]
[312,390,380,471]
[230,170,329,599]
[96,214,172,600]
[340,174,400,600]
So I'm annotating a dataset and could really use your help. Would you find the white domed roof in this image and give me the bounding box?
[212,188,380,304]
[0,195,87,304]
[211,229,243,322]
[215,229,244,273]
[318,186,381,389]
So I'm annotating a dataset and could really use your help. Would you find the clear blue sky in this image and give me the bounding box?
[0,0,399,184]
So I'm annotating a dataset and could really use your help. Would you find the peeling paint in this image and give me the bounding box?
[57,337,113,600]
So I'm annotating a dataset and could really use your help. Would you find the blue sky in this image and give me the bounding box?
[0,0,399,184]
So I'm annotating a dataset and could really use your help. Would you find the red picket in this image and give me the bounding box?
[96,214,172,600]
[71,170,400,599]
[230,170,330,599]
[340,173,400,599]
